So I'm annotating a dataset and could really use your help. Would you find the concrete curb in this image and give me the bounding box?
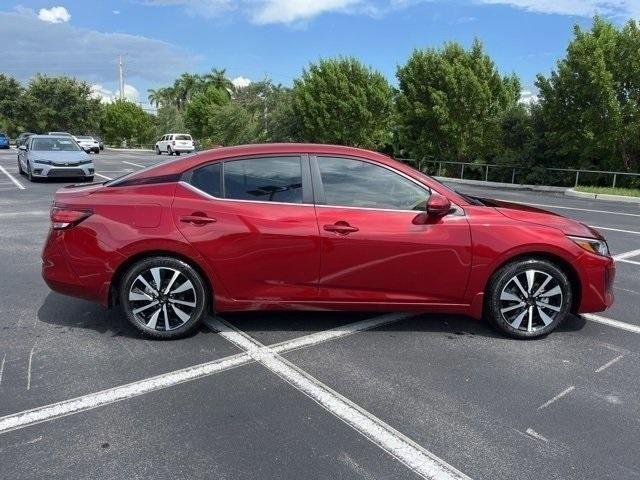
[105,147,154,153]
[435,176,568,192]
[565,188,640,204]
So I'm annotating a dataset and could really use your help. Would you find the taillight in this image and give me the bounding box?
[50,206,92,229]
[172,140,176,145]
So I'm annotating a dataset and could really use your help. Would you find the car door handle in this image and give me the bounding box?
[180,214,216,225]
[323,222,359,234]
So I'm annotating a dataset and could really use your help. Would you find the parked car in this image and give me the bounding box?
[93,135,104,150]
[18,135,94,182]
[16,132,35,148]
[0,133,9,149]
[74,135,101,154]
[41,143,614,340]
[155,133,194,155]
[48,131,74,138]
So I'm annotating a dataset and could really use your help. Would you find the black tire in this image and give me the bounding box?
[167,146,173,156]
[119,256,208,339]
[176,151,181,156]
[17,158,24,175]
[155,146,161,155]
[485,258,572,339]
[84,176,94,182]
[26,161,34,182]
[94,149,100,154]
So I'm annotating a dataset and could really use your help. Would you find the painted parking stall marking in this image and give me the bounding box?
[0,313,411,436]
[206,316,471,480]
[0,165,25,190]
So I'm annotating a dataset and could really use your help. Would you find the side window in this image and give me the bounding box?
[223,157,303,204]
[317,156,429,211]
[190,163,221,197]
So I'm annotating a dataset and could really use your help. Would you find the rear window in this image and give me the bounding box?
[175,135,192,141]
[190,163,221,197]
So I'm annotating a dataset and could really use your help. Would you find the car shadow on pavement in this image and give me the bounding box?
[222,310,587,342]
[37,292,209,340]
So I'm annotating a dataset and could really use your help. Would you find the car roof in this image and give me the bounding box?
[31,134,76,139]
[111,142,469,205]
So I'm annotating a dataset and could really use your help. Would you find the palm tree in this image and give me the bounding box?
[203,68,234,97]
[147,88,161,107]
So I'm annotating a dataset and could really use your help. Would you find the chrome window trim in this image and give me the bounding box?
[180,181,463,215]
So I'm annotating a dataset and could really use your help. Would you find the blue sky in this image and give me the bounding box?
[1,1,638,108]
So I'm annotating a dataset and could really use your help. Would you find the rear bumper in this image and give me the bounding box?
[42,228,124,305]
[172,146,195,152]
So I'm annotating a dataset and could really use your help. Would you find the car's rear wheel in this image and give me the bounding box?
[485,258,572,339]
[155,146,161,155]
[119,256,208,339]
[167,146,173,155]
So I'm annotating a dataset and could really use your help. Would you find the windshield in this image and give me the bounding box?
[32,138,82,152]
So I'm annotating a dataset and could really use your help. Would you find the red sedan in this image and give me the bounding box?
[42,144,615,339]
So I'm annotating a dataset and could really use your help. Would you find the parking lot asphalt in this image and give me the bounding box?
[0,147,639,480]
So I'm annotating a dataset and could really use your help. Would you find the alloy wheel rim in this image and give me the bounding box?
[499,269,563,332]
[128,267,197,331]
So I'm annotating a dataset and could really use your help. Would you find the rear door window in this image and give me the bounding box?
[223,157,303,204]
[190,163,222,197]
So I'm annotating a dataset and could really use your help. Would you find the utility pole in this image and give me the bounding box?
[118,56,124,100]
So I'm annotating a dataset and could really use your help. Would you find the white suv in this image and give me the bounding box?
[155,133,195,155]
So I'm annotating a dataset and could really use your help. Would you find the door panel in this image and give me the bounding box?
[316,207,472,303]
[173,156,320,302]
[312,155,472,304]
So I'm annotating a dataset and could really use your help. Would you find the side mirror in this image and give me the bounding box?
[426,193,451,217]
[19,145,27,151]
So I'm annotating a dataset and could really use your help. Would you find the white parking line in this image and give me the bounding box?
[614,248,640,261]
[591,226,640,236]
[537,386,575,410]
[0,165,25,190]
[583,314,640,334]
[94,173,112,180]
[0,313,410,436]
[0,211,48,218]
[122,161,146,168]
[495,199,640,218]
[595,355,623,373]
[207,317,471,480]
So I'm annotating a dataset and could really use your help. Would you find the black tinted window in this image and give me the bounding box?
[318,156,428,211]
[224,157,303,203]
[190,163,222,197]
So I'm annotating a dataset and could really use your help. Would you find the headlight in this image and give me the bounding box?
[568,236,610,256]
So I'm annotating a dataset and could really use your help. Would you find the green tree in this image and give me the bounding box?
[396,40,520,164]
[101,99,153,146]
[21,75,102,134]
[0,74,24,137]
[536,17,640,172]
[184,85,230,139]
[293,57,393,149]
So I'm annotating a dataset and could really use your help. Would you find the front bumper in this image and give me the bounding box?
[576,252,615,313]
[32,163,95,178]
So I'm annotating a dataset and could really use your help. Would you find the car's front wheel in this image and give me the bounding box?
[119,256,208,339]
[485,258,572,339]
[17,158,24,175]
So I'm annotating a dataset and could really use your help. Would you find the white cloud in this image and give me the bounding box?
[91,83,140,103]
[231,76,252,88]
[144,0,421,24]
[38,6,71,23]
[519,90,538,105]
[252,0,361,24]
[1,7,197,83]
[476,0,640,18]
[113,10,121,14]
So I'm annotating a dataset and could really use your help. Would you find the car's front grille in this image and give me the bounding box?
[47,168,84,177]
